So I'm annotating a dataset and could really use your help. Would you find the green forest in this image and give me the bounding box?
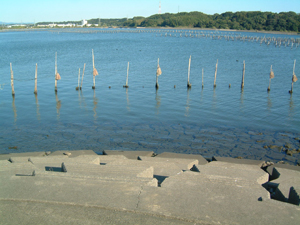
[35,11,300,32]
[122,11,300,32]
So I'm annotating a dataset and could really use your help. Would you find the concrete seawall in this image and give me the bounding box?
[0,150,299,224]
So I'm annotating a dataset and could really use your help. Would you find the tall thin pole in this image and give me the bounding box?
[92,49,96,89]
[213,59,218,88]
[156,58,161,89]
[34,63,38,94]
[187,55,191,88]
[290,59,297,93]
[267,65,274,92]
[241,60,245,89]
[81,63,86,90]
[55,52,58,92]
[76,68,80,90]
[124,62,129,88]
[10,63,15,96]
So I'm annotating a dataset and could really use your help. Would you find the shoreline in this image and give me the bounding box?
[1,26,299,36]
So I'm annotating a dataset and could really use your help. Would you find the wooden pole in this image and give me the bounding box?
[10,63,15,96]
[156,58,160,89]
[34,63,38,94]
[92,49,96,89]
[213,59,218,88]
[55,52,58,92]
[187,55,192,88]
[81,63,86,90]
[267,65,273,92]
[289,59,296,94]
[76,68,80,90]
[124,62,129,88]
[241,60,245,89]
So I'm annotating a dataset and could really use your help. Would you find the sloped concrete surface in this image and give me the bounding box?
[0,150,299,225]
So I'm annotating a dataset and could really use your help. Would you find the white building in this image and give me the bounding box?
[82,19,88,26]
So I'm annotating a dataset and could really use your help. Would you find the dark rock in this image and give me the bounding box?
[269,145,278,149]
[286,150,293,156]
[284,144,291,149]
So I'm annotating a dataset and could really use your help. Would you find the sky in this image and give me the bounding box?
[1,0,299,23]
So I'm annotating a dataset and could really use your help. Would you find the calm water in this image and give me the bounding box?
[0,28,299,164]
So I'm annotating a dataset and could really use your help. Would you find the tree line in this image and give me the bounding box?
[124,11,299,32]
[36,11,300,32]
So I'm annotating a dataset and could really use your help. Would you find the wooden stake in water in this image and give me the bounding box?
[156,58,162,89]
[76,68,80,90]
[241,60,245,89]
[10,63,15,96]
[92,49,98,89]
[213,59,218,88]
[123,62,129,88]
[267,65,274,92]
[187,55,192,88]
[289,59,297,94]
[34,63,38,94]
[81,63,86,90]
[54,52,61,92]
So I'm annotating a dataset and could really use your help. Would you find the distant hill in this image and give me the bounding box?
[35,11,300,32]
[124,11,300,32]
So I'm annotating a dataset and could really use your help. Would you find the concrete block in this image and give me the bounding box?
[0,151,47,161]
[0,199,194,225]
[27,155,100,165]
[103,150,154,159]
[195,161,269,185]
[0,175,146,211]
[63,162,154,179]
[155,152,208,165]
[48,150,97,157]
[289,186,300,205]
[212,156,265,167]
[137,172,299,225]
[269,167,300,204]
[98,155,128,164]
[273,163,300,172]
[138,156,198,171]
[106,158,184,179]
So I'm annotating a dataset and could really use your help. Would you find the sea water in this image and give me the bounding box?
[0,28,299,164]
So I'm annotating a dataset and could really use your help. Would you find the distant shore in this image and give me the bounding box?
[0,26,299,36]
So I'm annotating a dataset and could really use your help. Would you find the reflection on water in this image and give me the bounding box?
[155,89,161,114]
[55,93,61,120]
[35,94,40,121]
[289,95,294,115]
[240,89,244,106]
[185,89,190,117]
[125,88,130,112]
[93,89,98,120]
[267,93,272,111]
[212,88,217,110]
[12,95,17,123]
[78,90,87,109]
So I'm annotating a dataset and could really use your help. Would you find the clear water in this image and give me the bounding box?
[0,28,299,164]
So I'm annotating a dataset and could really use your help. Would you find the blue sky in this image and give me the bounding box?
[1,0,299,23]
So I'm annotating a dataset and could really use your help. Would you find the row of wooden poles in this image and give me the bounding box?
[50,28,300,48]
[9,50,297,97]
